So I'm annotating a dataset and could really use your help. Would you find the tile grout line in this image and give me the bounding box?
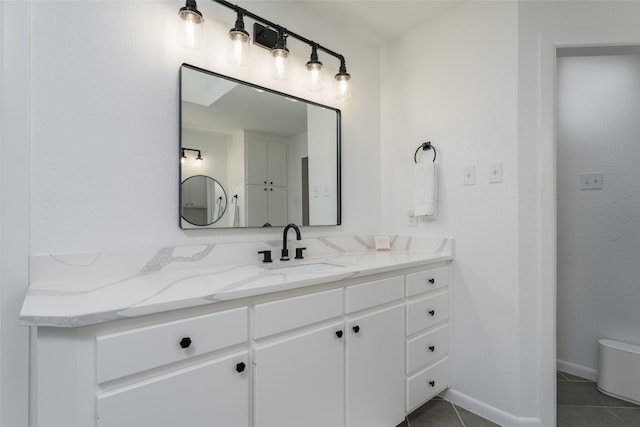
[604,407,635,427]
[452,402,467,427]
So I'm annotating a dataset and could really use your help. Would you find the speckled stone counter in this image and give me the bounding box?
[20,235,453,328]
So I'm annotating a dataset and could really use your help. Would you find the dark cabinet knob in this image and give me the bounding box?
[270,181,273,184]
[264,188,267,191]
[429,380,435,387]
[428,310,435,316]
[335,330,343,339]
[428,278,435,284]
[264,181,267,184]
[236,362,246,373]
[270,188,273,191]
[429,346,435,352]
[179,337,192,349]
[353,325,360,334]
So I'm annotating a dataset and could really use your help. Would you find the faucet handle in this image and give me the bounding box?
[294,247,307,260]
[258,250,272,263]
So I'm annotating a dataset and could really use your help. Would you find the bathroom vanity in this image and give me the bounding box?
[21,235,453,427]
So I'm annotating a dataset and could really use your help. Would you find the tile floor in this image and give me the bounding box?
[557,370,640,426]
[396,371,640,426]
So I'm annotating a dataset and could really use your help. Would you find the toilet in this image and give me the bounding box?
[597,339,640,405]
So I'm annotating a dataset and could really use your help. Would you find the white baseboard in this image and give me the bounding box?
[442,389,541,427]
[556,359,597,381]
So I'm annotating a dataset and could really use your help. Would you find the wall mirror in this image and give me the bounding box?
[180,63,341,229]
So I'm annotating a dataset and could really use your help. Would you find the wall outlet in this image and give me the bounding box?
[580,173,603,190]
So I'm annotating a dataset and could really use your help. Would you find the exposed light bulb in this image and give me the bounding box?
[334,60,351,100]
[306,46,324,92]
[177,1,204,50]
[271,31,289,80]
[227,12,249,66]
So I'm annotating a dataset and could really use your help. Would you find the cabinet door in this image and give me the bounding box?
[267,186,288,226]
[246,184,268,226]
[347,304,405,427]
[246,138,268,185]
[97,351,249,427]
[267,142,287,187]
[254,322,345,427]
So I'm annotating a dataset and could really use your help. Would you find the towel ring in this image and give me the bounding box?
[414,142,437,163]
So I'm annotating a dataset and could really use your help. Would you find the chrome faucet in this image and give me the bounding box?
[281,223,305,261]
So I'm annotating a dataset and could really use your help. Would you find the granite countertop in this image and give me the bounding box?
[20,235,453,328]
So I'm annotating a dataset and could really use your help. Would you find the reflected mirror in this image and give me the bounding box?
[180,63,341,229]
[181,175,227,226]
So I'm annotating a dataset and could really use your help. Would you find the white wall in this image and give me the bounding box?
[1,3,30,426]
[381,2,521,424]
[2,0,381,422]
[28,0,381,255]
[556,51,640,376]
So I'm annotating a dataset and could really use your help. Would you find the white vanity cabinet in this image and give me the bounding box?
[345,276,406,427]
[253,289,345,427]
[404,266,451,413]
[31,263,452,427]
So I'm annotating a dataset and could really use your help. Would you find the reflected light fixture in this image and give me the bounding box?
[306,45,324,92]
[178,0,352,100]
[227,11,249,66]
[177,0,204,50]
[181,148,203,166]
[270,30,289,80]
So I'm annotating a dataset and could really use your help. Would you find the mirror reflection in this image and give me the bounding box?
[181,175,227,226]
[180,64,341,229]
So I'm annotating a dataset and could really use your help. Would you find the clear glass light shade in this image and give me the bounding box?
[334,73,351,100]
[177,10,204,50]
[306,62,324,92]
[227,30,250,66]
[271,48,290,80]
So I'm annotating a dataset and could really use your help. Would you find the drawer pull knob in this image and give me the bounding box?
[353,325,360,334]
[335,330,343,339]
[428,278,435,284]
[429,380,436,387]
[179,337,192,349]
[236,362,246,373]
[428,310,435,316]
[429,346,435,352]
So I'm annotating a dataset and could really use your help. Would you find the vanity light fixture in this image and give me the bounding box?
[177,0,352,99]
[181,148,203,165]
[177,0,204,50]
[334,59,351,100]
[306,45,324,92]
[270,30,289,80]
[227,11,249,66]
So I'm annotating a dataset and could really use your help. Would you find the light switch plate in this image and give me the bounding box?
[489,162,503,183]
[464,166,476,186]
[580,172,603,190]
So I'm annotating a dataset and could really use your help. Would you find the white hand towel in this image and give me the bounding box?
[232,200,240,227]
[414,162,437,219]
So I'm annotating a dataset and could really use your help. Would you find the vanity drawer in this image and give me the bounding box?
[97,307,248,383]
[406,292,449,336]
[406,324,449,374]
[254,288,343,339]
[406,358,450,413]
[346,276,404,313]
[406,267,449,297]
